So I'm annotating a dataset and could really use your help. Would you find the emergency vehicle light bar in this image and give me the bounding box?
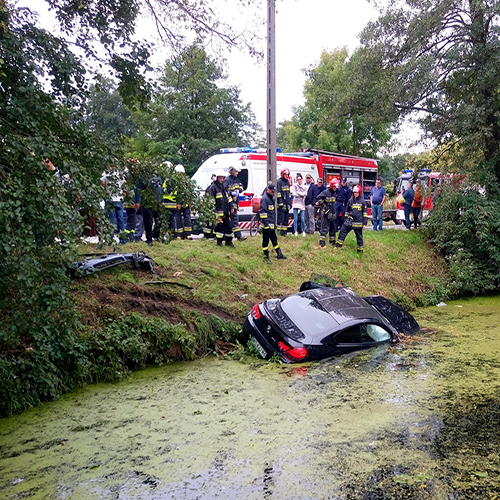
[220,147,281,154]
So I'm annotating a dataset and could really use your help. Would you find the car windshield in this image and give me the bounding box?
[363,324,391,342]
[280,294,338,338]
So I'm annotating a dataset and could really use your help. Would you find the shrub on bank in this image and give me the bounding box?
[422,183,500,296]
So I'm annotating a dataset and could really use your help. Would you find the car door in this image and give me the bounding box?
[321,325,364,356]
[321,323,392,356]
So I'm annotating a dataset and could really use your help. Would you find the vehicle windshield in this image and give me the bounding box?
[191,154,241,190]
[363,324,391,342]
[191,169,215,191]
[280,294,338,338]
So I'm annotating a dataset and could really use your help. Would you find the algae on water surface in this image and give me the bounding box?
[1,296,500,499]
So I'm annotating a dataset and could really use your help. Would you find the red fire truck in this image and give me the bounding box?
[192,148,379,230]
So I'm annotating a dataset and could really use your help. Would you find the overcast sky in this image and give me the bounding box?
[224,0,379,129]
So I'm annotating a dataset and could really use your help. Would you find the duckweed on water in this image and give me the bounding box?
[1,296,500,499]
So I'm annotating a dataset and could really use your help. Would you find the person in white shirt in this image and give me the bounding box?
[291,173,307,236]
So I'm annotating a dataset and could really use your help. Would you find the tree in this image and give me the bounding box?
[1,0,260,415]
[131,44,261,173]
[85,77,137,141]
[360,0,500,186]
[0,2,120,415]
[278,47,396,157]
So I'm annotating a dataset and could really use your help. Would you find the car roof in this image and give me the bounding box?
[300,287,385,326]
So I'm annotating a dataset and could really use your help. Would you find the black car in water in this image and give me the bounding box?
[243,283,419,363]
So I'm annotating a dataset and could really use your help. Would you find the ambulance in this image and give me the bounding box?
[191,147,379,230]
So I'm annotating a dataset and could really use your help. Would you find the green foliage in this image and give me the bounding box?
[124,157,217,233]
[85,77,137,141]
[361,0,500,185]
[422,183,500,295]
[278,47,396,156]
[0,307,243,416]
[79,313,196,383]
[0,3,118,415]
[129,44,261,174]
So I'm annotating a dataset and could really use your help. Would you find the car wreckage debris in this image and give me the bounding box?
[74,252,155,276]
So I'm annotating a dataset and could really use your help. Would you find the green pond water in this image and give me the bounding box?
[2,296,500,499]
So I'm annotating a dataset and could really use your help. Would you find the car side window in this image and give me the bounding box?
[361,324,391,343]
[323,326,362,346]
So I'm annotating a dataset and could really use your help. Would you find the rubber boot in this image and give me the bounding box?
[225,236,235,247]
[216,238,223,247]
[264,250,272,264]
[276,248,287,260]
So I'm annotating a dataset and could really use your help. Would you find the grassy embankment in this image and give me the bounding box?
[0,229,451,416]
[72,229,450,369]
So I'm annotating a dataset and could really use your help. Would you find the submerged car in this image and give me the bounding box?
[243,282,419,363]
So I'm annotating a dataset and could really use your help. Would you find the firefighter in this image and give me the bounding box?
[123,161,141,243]
[203,174,216,239]
[336,185,367,253]
[316,179,338,247]
[207,169,234,247]
[223,166,247,241]
[335,177,352,231]
[277,168,291,236]
[173,164,193,239]
[260,184,286,264]
[160,175,178,241]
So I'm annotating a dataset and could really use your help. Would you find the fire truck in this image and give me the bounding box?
[191,147,379,231]
[393,169,442,224]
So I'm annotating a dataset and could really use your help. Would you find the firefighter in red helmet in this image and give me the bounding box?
[336,184,367,253]
[316,179,339,247]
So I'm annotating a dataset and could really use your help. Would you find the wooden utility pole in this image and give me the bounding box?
[266,0,277,189]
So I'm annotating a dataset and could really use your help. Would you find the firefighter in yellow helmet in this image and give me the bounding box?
[207,169,234,247]
[173,164,193,239]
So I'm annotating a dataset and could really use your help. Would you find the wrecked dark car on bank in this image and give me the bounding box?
[243,283,419,363]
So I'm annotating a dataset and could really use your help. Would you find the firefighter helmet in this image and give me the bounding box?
[174,164,185,173]
[353,184,361,193]
[228,166,239,175]
[281,168,290,176]
[215,169,226,178]
[330,179,339,189]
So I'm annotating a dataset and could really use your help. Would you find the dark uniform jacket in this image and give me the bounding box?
[223,174,243,208]
[259,191,276,229]
[207,181,232,219]
[346,195,368,228]
[277,177,291,210]
[336,184,352,204]
[316,188,337,220]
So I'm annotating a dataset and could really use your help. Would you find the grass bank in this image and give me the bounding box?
[74,228,450,329]
[1,229,451,416]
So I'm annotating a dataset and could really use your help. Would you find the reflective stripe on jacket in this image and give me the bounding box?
[207,180,231,218]
[259,191,276,229]
[347,195,367,227]
[316,188,337,218]
[277,177,291,210]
